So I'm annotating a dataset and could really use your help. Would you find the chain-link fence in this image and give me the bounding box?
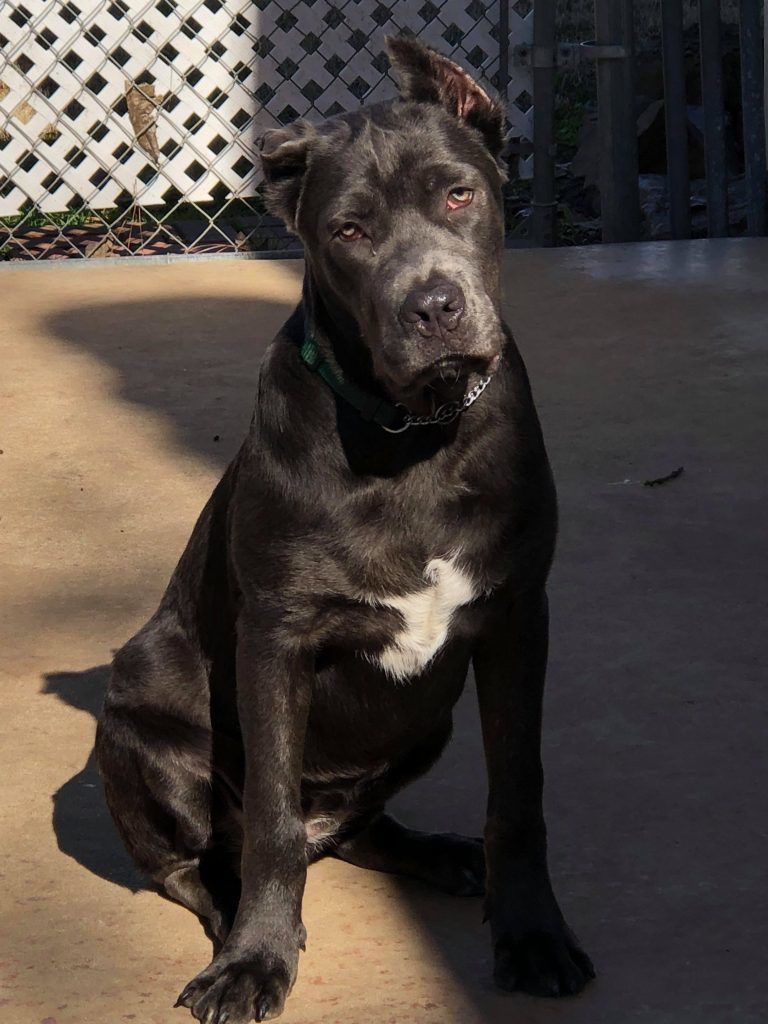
[0,0,533,261]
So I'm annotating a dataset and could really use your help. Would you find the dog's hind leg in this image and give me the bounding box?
[96,705,240,944]
[331,717,484,895]
[334,812,485,896]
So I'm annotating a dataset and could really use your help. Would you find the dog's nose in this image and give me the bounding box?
[399,280,466,336]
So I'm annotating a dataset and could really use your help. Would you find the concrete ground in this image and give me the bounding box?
[1,239,766,1024]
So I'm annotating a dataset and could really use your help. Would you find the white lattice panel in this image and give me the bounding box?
[0,0,532,219]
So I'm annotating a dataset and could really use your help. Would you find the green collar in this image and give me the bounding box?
[299,324,408,432]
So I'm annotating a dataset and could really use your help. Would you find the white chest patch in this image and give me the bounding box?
[366,557,476,681]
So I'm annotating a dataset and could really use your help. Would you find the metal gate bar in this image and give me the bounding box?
[738,0,767,236]
[698,0,729,236]
[593,0,640,242]
[661,0,691,239]
[531,0,555,246]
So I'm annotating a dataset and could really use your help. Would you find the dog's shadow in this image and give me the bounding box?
[42,666,145,892]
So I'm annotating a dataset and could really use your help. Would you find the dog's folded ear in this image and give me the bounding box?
[259,122,315,230]
[385,35,505,159]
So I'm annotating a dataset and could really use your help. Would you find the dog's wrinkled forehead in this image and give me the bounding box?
[324,111,412,183]
[301,105,497,227]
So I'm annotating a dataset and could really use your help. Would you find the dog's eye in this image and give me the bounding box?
[447,187,474,211]
[336,223,364,241]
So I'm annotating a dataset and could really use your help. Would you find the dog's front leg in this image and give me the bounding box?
[176,614,311,1024]
[474,587,595,997]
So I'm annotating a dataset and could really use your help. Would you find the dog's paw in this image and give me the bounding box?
[493,928,595,997]
[175,953,293,1023]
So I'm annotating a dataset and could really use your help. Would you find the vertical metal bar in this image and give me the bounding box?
[532,0,556,246]
[738,0,767,235]
[698,0,729,236]
[661,0,691,238]
[594,0,640,242]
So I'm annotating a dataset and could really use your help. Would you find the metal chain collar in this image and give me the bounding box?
[382,375,493,433]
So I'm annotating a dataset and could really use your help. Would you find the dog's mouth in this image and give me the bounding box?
[406,352,500,404]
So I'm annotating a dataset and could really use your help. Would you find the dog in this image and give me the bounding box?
[95,36,594,1024]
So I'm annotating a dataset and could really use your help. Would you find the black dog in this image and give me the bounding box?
[95,36,594,1024]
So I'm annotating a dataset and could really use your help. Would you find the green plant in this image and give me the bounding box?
[0,200,118,230]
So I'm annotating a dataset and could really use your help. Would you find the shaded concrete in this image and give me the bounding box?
[0,240,766,1024]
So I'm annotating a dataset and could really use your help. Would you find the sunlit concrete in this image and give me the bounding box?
[1,239,766,1023]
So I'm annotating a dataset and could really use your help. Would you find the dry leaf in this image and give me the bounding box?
[124,80,167,163]
[84,235,117,258]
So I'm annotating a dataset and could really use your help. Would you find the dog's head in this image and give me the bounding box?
[260,37,506,404]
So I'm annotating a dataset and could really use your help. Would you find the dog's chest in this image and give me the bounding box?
[361,556,476,681]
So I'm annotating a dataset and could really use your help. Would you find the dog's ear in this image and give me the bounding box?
[385,35,505,158]
[259,121,315,230]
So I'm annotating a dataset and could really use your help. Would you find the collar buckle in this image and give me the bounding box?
[299,335,324,371]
